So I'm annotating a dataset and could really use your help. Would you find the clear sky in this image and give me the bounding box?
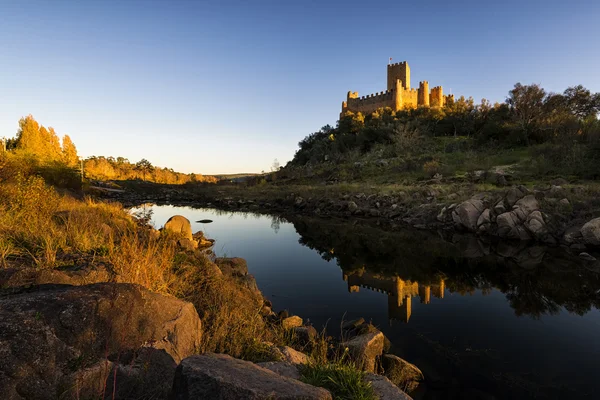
[1,0,599,174]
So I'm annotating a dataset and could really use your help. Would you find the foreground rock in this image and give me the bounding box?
[382,354,424,393]
[342,331,385,373]
[365,374,413,400]
[581,217,600,247]
[172,353,332,399]
[0,263,113,289]
[0,283,201,399]
[163,215,194,240]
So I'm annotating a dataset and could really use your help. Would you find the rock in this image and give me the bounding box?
[342,332,384,373]
[172,354,332,400]
[549,185,564,197]
[505,187,523,207]
[563,226,583,244]
[295,197,304,207]
[278,310,290,319]
[177,238,198,250]
[107,347,177,400]
[279,346,310,365]
[342,318,365,331]
[382,354,424,393]
[452,199,485,232]
[369,209,381,217]
[0,264,113,288]
[347,201,358,213]
[163,215,193,240]
[496,212,531,240]
[282,315,303,329]
[476,209,492,232]
[293,326,318,345]
[559,198,570,206]
[513,195,539,220]
[437,206,447,222]
[581,218,600,246]
[579,252,597,261]
[0,283,201,399]
[525,210,548,240]
[447,193,459,201]
[215,257,249,277]
[493,200,506,215]
[257,361,301,380]
[365,373,413,400]
[551,178,569,186]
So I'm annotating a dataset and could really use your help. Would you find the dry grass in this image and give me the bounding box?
[0,166,287,360]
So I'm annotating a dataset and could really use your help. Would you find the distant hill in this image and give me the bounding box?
[215,173,261,181]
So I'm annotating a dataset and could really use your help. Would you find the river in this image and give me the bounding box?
[136,204,600,399]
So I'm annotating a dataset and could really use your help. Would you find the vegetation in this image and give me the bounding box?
[300,360,376,400]
[288,83,600,183]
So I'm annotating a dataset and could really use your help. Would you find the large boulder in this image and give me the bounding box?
[365,373,413,400]
[172,353,332,399]
[0,283,201,400]
[257,361,301,380]
[382,354,424,393]
[341,331,384,373]
[452,199,485,232]
[215,257,249,277]
[581,217,600,247]
[163,215,193,240]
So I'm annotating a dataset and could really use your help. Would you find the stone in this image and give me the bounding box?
[347,201,358,213]
[513,195,539,220]
[279,346,310,365]
[476,209,492,232]
[215,257,249,277]
[172,354,332,400]
[364,373,413,400]
[505,186,525,207]
[282,315,303,329]
[257,362,301,380]
[451,199,485,232]
[493,200,506,215]
[342,318,365,331]
[0,283,201,400]
[342,332,384,373]
[163,215,193,240]
[437,206,447,222]
[177,238,198,250]
[106,347,177,400]
[581,217,600,246]
[559,198,570,206]
[563,226,583,244]
[496,212,531,240]
[0,264,113,288]
[579,252,597,261]
[551,178,569,186]
[525,210,548,240]
[382,354,424,393]
[293,326,318,345]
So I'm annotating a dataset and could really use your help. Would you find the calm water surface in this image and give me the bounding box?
[140,204,600,399]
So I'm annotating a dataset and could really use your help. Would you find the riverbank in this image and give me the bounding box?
[0,174,419,399]
[96,176,600,254]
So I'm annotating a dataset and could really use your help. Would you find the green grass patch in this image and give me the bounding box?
[300,362,376,400]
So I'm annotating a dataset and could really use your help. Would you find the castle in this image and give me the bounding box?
[341,61,455,118]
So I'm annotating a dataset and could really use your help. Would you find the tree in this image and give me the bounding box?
[61,135,79,167]
[135,159,154,181]
[563,85,600,120]
[506,83,547,145]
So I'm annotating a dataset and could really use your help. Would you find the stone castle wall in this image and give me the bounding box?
[342,61,459,117]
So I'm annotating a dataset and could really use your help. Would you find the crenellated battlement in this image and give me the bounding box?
[341,60,463,118]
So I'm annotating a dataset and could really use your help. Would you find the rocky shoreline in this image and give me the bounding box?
[0,214,419,399]
[97,181,600,256]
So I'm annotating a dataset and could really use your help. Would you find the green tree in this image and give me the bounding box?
[507,83,547,145]
[135,159,154,181]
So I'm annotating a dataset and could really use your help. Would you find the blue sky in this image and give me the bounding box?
[1,0,599,174]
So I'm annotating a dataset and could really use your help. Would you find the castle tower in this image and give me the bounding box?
[394,79,403,111]
[418,81,430,107]
[429,86,443,108]
[418,285,431,304]
[387,61,410,90]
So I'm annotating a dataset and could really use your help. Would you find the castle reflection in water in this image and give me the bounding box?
[343,270,445,323]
